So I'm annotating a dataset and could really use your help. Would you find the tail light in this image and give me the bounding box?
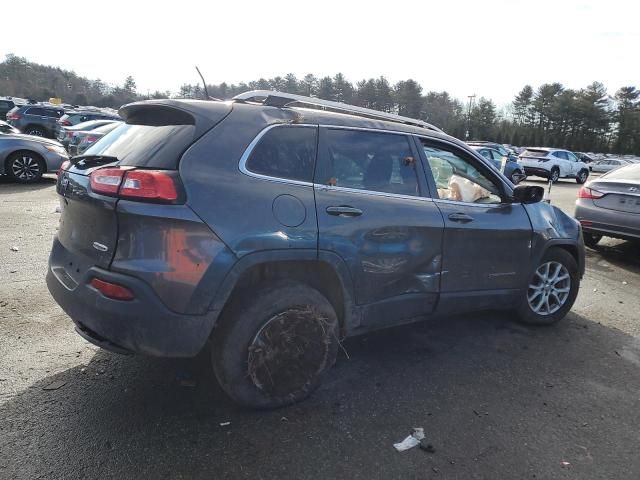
[89,167,181,202]
[59,119,72,126]
[7,112,21,121]
[57,160,71,175]
[85,135,98,143]
[578,187,604,199]
[66,131,75,138]
[90,278,134,301]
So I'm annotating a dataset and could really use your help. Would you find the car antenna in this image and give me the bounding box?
[195,66,220,101]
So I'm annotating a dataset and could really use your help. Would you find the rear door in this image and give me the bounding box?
[417,138,532,311]
[314,127,445,330]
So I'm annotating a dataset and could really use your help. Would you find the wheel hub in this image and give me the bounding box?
[12,156,40,180]
[527,261,571,316]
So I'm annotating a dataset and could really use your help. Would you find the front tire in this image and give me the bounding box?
[6,151,45,183]
[212,281,339,409]
[516,248,579,326]
[549,167,560,183]
[576,169,589,184]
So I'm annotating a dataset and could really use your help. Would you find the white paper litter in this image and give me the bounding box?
[393,427,425,452]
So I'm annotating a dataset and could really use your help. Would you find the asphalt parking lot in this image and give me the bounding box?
[1,174,639,480]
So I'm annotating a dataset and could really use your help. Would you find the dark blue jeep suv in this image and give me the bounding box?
[47,91,585,408]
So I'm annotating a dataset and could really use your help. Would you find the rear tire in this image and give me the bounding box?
[5,151,45,183]
[211,281,339,409]
[24,126,45,137]
[584,232,602,249]
[516,248,579,326]
[550,167,560,183]
[576,169,589,184]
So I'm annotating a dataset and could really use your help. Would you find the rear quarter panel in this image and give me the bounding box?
[179,106,319,257]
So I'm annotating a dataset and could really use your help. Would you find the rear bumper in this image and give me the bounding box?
[46,240,214,357]
[522,166,551,178]
[575,201,640,241]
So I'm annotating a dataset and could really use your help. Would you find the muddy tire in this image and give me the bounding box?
[516,248,580,326]
[211,281,339,409]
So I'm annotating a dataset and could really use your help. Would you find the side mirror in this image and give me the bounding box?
[512,184,544,204]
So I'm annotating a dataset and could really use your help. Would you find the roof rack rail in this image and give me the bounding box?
[232,90,442,132]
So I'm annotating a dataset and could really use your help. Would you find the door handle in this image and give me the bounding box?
[326,206,363,217]
[448,212,474,223]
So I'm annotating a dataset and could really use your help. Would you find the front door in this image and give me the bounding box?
[417,139,533,312]
[314,127,445,331]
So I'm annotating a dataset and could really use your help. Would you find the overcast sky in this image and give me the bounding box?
[3,0,639,106]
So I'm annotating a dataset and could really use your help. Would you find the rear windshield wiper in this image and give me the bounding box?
[70,155,119,167]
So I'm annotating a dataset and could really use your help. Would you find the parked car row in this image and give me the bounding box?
[57,119,122,155]
[4,100,120,139]
[0,98,124,183]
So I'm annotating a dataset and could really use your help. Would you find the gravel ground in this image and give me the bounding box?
[1,174,639,480]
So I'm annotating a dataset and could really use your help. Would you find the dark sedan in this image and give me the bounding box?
[575,162,640,247]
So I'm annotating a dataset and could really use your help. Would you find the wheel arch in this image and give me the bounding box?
[207,250,356,338]
[5,149,47,173]
[536,240,585,280]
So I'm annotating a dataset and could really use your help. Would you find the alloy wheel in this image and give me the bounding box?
[527,261,571,315]
[11,155,41,181]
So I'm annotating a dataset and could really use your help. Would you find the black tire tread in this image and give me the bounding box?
[211,280,339,409]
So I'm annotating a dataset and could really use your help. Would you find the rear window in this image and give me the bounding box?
[604,164,640,181]
[81,123,196,169]
[521,149,548,158]
[245,125,317,182]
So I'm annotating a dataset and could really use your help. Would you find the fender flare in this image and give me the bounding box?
[532,239,585,280]
[206,249,357,332]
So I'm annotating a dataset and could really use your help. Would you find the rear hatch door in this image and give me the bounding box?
[57,157,121,270]
[55,100,232,277]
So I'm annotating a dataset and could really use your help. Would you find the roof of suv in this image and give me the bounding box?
[120,95,457,146]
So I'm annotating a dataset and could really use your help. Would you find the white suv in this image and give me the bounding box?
[518,148,589,184]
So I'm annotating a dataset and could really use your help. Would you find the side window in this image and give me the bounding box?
[554,151,568,160]
[316,129,419,197]
[26,107,43,116]
[479,149,492,160]
[245,126,317,182]
[567,152,579,162]
[421,141,503,204]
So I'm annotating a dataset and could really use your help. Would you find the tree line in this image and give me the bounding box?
[1,54,638,154]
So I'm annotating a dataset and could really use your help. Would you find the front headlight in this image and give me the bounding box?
[45,144,67,156]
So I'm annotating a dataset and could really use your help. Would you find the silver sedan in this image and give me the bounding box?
[575,162,640,247]
[0,132,69,183]
[589,158,631,173]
